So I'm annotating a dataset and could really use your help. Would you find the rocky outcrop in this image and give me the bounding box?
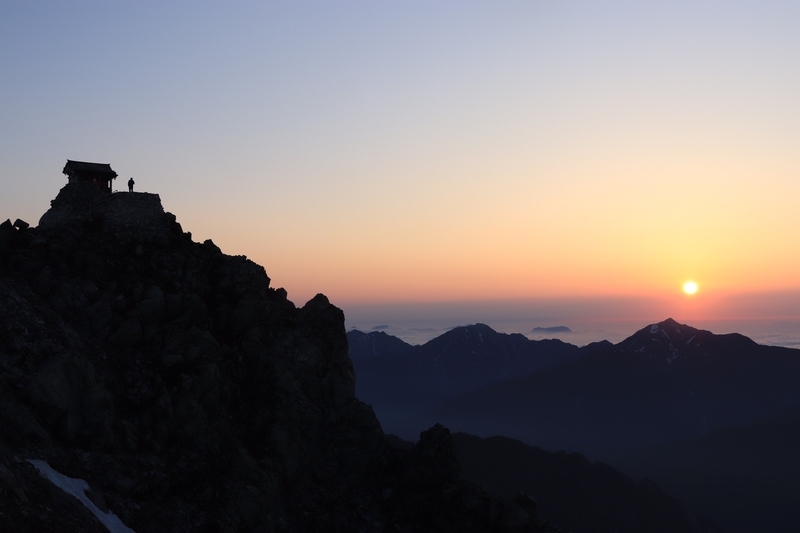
[38,182,169,239]
[0,189,558,532]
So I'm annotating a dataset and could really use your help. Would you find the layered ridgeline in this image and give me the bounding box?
[353,319,800,533]
[452,433,720,533]
[428,318,800,459]
[0,182,559,533]
[348,325,611,437]
[386,432,720,533]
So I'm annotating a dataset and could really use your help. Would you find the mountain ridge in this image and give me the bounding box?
[349,323,599,436]
[356,319,800,530]
[619,317,760,365]
[427,317,800,457]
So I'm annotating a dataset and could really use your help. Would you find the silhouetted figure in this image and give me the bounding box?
[128,178,135,192]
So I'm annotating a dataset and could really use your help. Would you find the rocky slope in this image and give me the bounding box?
[0,182,555,532]
[452,433,720,533]
[624,406,800,533]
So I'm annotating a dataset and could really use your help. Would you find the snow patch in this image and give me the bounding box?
[27,460,135,533]
[686,335,695,345]
[649,324,659,334]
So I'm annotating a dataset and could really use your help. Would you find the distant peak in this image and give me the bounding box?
[446,323,496,333]
[640,318,695,336]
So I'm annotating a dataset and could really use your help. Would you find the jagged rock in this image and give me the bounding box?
[0,219,18,251]
[0,189,559,532]
[13,219,30,230]
[402,423,461,489]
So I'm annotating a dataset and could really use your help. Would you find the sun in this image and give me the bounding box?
[683,281,698,295]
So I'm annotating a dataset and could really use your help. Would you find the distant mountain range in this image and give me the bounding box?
[348,323,611,433]
[349,318,800,533]
[428,318,800,459]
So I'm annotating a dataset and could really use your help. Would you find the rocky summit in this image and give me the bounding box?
[0,182,556,532]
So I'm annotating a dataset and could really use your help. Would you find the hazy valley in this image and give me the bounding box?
[350,319,800,533]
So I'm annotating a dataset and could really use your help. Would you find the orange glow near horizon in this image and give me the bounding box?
[211,177,800,311]
[199,189,800,312]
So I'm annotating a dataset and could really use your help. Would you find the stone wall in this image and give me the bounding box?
[38,182,104,229]
[38,183,170,238]
[97,192,168,237]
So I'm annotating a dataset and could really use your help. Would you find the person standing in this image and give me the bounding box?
[128,177,135,192]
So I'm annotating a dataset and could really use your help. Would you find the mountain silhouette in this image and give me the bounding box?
[349,324,609,436]
[346,329,415,362]
[426,318,800,458]
[0,181,564,532]
[452,432,721,533]
[358,319,800,531]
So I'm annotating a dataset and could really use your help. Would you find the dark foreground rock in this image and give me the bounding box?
[0,183,557,532]
[452,433,721,533]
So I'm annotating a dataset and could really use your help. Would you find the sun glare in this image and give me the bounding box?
[683,281,698,295]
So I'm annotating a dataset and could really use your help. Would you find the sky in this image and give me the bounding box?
[2,1,799,342]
